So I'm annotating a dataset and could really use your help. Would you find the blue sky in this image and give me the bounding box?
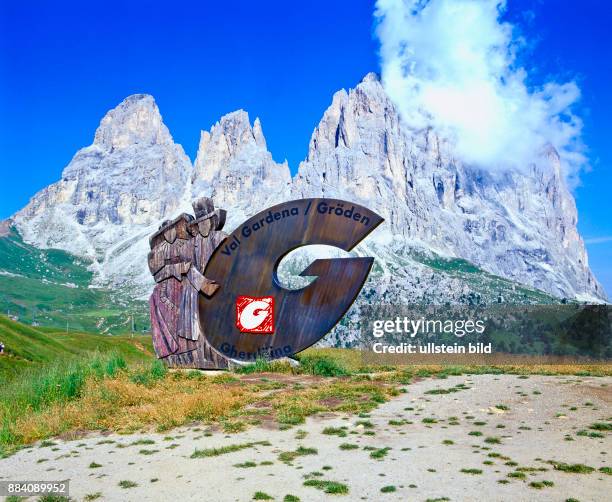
[0,0,609,295]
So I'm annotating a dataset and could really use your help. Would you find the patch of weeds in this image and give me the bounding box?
[425,385,468,395]
[442,440,454,445]
[422,418,437,424]
[355,420,374,428]
[460,468,483,475]
[253,492,274,500]
[118,480,138,489]
[303,479,349,494]
[323,427,348,437]
[88,462,102,468]
[473,421,487,426]
[298,354,349,377]
[599,467,611,475]
[529,480,554,489]
[278,446,318,463]
[577,430,604,438]
[39,440,57,448]
[589,422,612,431]
[380,485,396,493]
[283,496,300,502]
[425,498,450,502]
[550,462,594,474]
[468,431,483,436]
[295,429,307,440]
[191,441,271,458]
[494,405,510,411]
[508,471,526,479]
[223,420,247,433]
[370,447,391,459]
[130,438,155,446]
[339,443,359,450]
[234,461,257,468]
[96,439,115,445]
[388,419,411,426]
[497,479,509,484]
[139,449,159,455]
[84,493,102,501]
[484,436,501,444]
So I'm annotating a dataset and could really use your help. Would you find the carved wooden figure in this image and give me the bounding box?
[148,197,231,369]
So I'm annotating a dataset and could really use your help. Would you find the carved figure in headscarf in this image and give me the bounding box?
[148,197,229,368]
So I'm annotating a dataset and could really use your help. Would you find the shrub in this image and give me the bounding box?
[297,355,349,377]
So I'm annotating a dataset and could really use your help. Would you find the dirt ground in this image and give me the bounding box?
[1,374,610,502]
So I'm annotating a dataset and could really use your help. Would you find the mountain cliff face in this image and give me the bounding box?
[293,73,603,301]
[192,110,291,228]
[9,75,607,304]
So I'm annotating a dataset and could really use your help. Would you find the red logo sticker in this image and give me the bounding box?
[236,296,274,334]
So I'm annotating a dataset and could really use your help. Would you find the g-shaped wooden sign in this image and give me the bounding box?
[199,198,384,361]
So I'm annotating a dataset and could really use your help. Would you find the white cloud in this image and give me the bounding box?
[374,0,586,180]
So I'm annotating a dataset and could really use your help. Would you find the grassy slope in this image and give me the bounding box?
[0,227,148,333]
[0,315,153,381]
[403,251,557,304]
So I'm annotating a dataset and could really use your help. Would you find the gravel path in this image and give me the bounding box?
[1,374,610,501]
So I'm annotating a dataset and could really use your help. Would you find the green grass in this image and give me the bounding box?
[460,468,483,475]
[370,447,391,459]
[191,441,271,458]
[322,427,348,437]
[295,354,349,377]
[577,429,604,438]
[0,351,156,457]
[380,485,396,493]
[0,315,152,381]
[0,228,148,334]
[253,493,273,501]
[278,446,318,463]
[303,479,349,494]
[234,461,258,468]
[118,480,138,489]
[551,462,595,474]
[484,436,501,444]
[339,443,359,450]
[589,422,612,431]
[529,480,554,489]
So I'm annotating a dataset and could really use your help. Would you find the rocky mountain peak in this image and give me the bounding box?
[93,94,172,152]
[192,111,291,225]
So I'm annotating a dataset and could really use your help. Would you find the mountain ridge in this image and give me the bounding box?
[6,74,607,305]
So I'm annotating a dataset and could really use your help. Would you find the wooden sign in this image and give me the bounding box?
[199,198,383,363]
